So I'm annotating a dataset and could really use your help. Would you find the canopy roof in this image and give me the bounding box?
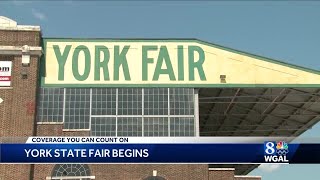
[195,39,320,175]
[199,87,320,174]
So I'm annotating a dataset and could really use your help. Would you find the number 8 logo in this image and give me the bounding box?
[265,142,275,155]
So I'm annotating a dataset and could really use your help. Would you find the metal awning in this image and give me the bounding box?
[199,87,320,174]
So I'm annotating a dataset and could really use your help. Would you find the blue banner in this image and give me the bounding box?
[0,143,319,163]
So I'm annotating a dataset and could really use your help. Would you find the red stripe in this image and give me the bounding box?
[0,76,11,81]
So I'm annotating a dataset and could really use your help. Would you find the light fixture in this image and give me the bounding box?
[22,45,30,67]
[153,170,157,177]
[21,67,28,79]
[220,75,226,83]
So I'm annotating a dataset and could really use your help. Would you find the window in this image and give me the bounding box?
[91,88,116,115]
[118,88,142,115]
[144,88,168,115]
[91,117,116,136]
[144,117,168,137]
[37,88,64,123]
[64,88,90,130]
[117,117,142,136]
[37,88,196,136]
[170,88,194,115]
[51,164,90,177]
[170,117,195,136]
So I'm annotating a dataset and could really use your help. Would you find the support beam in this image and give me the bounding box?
[234,104,304,125]
[214,88,241,135]
[200,128,309,135]
[269,89,320,136]
[200,101,319,104]
[200,115,255,136]
[194,88,200,137]
[289,88,320,98]
[224,88,241,115]
[246,88,288,135]
[230,88,270,135]
[240,91,320,114]
[199,92,320,100]
[200,89,223,130]
[200,113,317,117]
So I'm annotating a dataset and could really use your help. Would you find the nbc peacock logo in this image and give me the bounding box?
[264,141,289,163]
[276,141,289,156]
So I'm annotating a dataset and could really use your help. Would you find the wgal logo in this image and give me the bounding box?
[264,141,289,163]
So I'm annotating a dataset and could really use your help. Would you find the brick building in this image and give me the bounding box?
[1,16,320,180]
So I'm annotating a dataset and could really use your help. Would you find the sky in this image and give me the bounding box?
[1,1,320,179]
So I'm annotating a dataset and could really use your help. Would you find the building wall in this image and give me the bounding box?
[34,164,209,180]
[0,29,41,180]
[36,124,90,136]
[36,126,209,180]
[208,169,235,180]
[91,164,209,180]
[0,30,41,46]
[0,18,262,180]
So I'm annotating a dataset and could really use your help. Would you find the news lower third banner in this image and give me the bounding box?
[0,137,319,164]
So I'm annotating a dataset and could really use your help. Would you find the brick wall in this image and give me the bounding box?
[91,164,208,180]
[0,56,39,136]
[0,30,41,46]
[34,125,87,180]
[35,125,209,180]
[0,29,41,180]
[208,169,235,180]
[34,164,209,180]
[36,124,90,136]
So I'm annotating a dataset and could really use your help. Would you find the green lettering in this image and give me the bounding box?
[94,46,110,81]
[53,45,71,81]
[153,46,176,81]
[188,46,206,81]
[72,45,91,81]
[142,45,157,81]
[114,45,131,81]
[178,45,184,81]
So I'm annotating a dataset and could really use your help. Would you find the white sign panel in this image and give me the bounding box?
[0,61,12,86]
